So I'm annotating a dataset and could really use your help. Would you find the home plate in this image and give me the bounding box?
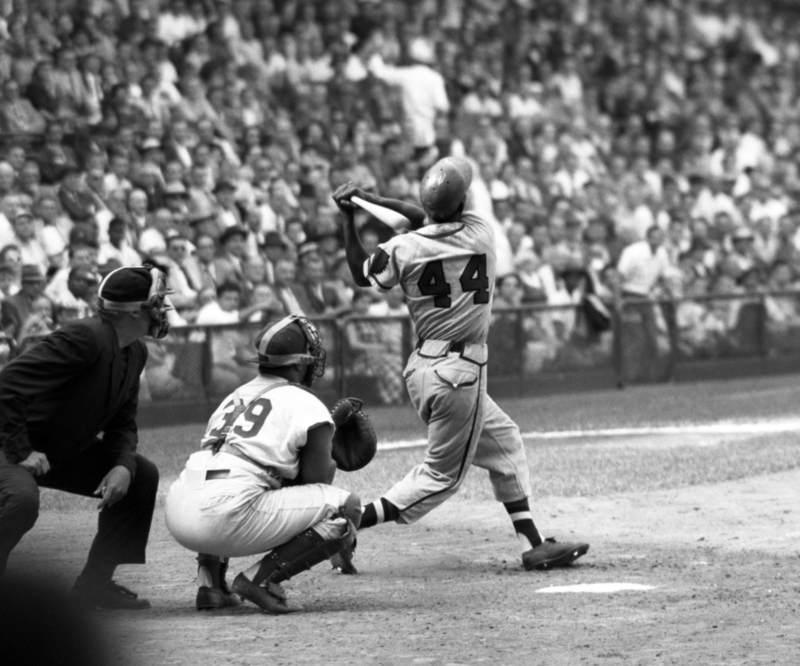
[536,583,654,594]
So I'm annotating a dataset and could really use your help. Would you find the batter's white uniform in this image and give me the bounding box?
[165,375,351,557]
[364,210,531,523]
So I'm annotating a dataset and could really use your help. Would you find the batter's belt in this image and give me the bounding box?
[416,338,487,366]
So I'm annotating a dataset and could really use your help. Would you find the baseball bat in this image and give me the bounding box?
[351,195,410,231]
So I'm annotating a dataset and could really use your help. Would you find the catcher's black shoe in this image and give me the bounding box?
[231,574,302,614]
[70,578,151,610]
[330,537,358,575]
[522,538,589,571]
[195,586,242,610]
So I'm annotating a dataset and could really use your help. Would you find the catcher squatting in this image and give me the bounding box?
[165,156,589,614]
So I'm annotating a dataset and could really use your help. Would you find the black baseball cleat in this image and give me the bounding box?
[231,574,302,614]
[70,578,151,610]
[195,586,242,610]
[522,537,590,571]
[330,538,358,575]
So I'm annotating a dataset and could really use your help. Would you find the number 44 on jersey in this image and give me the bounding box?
[417,254,489,309]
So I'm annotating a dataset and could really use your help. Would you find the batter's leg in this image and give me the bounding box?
[472,396,590,570]
[368,355,487,526]
[471,395,542,551]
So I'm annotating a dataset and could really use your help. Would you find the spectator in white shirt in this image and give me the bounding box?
[617,226,675,381]
[162,231,200,314]
[195,281,266,395]
[367,37,449,156]
[12,210,48,274]
[98,216,142,267]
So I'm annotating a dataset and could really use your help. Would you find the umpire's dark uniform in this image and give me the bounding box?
[0,316,159,576]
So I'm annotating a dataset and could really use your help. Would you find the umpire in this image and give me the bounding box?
[0,266,170,610]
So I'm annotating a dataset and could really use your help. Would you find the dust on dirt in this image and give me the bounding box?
[8,468,799,666]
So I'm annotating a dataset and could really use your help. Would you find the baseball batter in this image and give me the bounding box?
[333,157,589,572]
[165,315,361,613]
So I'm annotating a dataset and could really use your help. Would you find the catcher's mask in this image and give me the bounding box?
[250,314,327,387]
[419,156,473,221]
[98,266,174,339]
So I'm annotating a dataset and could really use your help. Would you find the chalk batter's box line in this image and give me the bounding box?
[377,419,800,452]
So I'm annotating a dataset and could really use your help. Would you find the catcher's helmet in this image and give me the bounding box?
[419,156,473,221]
[250,314,327,387]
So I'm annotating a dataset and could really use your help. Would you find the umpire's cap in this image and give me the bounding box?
[98,266,154,307]
[419,156,473,221]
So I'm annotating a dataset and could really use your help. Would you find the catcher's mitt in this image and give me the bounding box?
[330,397,377,472]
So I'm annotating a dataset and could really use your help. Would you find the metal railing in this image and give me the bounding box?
[5,290,800,419]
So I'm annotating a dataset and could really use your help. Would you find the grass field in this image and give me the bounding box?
[41,373,800,510]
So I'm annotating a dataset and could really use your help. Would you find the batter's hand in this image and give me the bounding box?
[18,451,50,476]
[95,465,131,510]
[332,183,359,212]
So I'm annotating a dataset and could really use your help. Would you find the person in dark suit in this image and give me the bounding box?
[213,225,248,288]
[1,264,47,341]
[294,244,350,316]
[0,266,170,609]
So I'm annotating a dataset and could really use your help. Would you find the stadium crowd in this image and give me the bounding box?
[2,0,800,392]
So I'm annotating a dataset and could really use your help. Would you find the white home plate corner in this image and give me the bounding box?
[536,583,655,594]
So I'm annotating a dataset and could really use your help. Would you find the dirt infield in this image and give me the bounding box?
[8,465,798,666]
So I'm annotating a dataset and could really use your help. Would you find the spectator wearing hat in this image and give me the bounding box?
[1,264,47,340]
[261,230,287,286]
[187,206,222,245]
[12,211,48,275]
[0,265,165,609]
[214,225,248,288]
[162,180,191,226]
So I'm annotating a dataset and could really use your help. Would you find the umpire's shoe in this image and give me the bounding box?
[196,585,242,610]
[70,578,151,610]
[522,538,590,571]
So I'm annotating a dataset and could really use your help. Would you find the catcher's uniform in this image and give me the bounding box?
[364,211,531,523]
[165,375,351,557]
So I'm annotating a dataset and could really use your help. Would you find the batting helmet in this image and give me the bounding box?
[250,314,327,387]
[419,156,473,221]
